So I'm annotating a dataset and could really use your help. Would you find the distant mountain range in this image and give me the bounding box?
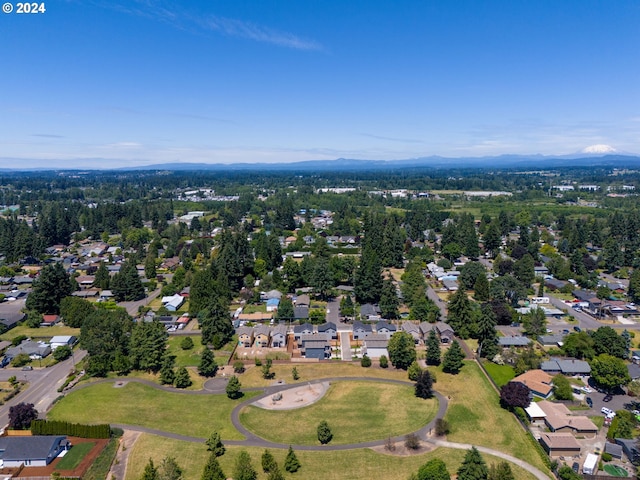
[2,153,640,172]
[116,154,640,172]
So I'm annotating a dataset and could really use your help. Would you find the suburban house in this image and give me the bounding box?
[0,312,25,331]
[352,321,373,340]
[293,323,314,341]
[294,295,310,307]
[270,325,287,348]
[363,334,389,359]
[544,278,568,291]
[237,327,254,347]
[536,400,598,437]
[604,442,623,460]
[541,358,591,376]
[374,321,396,339]
[49,335,77,350]
[512,370,554,398]
[161,294,185,312]
[298,334,330,359]
[537,334,565,347]
[40,314,60,327]
[318,322,337,340]
[538,433,581,457]
[429,322,455,343]
[360,303,381,321]
[261,290,283,301]
[401,322,421,344]
[254,325,271,348]
[0,435,70,467]
[498,336,531,348]
[293,305,309,320]
[297,333,328,349]
[266,298,280,312]
[615,438,640,464]
[6,340,51,360]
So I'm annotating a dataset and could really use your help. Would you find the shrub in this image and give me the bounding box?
[233,361,245,374]
[317,420,332,445]
[435,418,449,436]
[404,433,420,450]
[180,337,194,350]
[601,452,612,462]
[379,355,389,368]
[360,354,371,367]
[11,353,31,367]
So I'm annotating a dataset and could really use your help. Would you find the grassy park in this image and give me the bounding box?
[125,435,540,480]
[240,381,437,445]
[48,381,255,440]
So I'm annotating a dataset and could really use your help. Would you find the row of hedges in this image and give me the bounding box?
[31,420,111,438]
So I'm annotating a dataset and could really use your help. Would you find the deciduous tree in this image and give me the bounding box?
[590,354,631,391]
[387,331,417,370]
[8,402,38,430]
[499,381,531,409]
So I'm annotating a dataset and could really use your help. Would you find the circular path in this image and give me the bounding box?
[75,377,551,480]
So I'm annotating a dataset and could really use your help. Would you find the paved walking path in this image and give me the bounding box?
[83,376,551,479]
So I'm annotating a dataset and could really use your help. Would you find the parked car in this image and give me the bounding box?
[581,386,593,393]
[562,329,570,334]
[601,407,613,416]
[603,394,613,402]
[21,365,33,371]
[574,326,582,332]
[586,397,593,407]
[572,462,579,473]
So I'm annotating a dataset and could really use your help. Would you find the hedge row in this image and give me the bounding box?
[31,420,111,438]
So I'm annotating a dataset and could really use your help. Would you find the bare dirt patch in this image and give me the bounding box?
[252,382,330,410]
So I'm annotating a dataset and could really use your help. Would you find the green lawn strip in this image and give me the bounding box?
[0,325,81,342]
[48,382,254,440]
[239,381,437,445]
[125,435,539,480]
[482,361,516,387]
[166,335,205,367]
[81,436,118,480]
[55,441,95,469]
[434,361,550,475]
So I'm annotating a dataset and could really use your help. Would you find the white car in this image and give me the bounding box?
[601,407,613,416]
[581,386,593,393]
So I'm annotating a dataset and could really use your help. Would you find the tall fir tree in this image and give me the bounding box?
[379,277,400,319]
[442,340,465,374]
[425,330,441,366]
[456,447,488,480]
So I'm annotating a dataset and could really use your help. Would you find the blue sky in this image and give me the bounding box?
[1,0,639,168]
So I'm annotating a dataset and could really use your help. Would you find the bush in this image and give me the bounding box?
[31,420,111,438]
[404,433,420,450]
[317,420,332,444]
[180,337,194,350]
[360,354,371,367]
[233,361,245,374]
[11,335,27,346]
[601,452,612,462]
[53,345,72,362]
[11,353,31,367]
[379,355,389,368]
[435,418,449,436]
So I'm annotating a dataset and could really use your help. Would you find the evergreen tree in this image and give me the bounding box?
[476,304,498,359]
[261,450,277,473]
[159,354,176,385]
[173,366,192,389]
[425,330,441,366]
[317,420,333,444]
[381,217,405,268]
[629,268,640,303]
[111,260,145,302]
[379,277,399,319]
[407,360,422,381]
[198,348,218,377]
[442,340,465,374]
[417,458,450,480]
[483,222,501,258]
[473,274,490,302]
[311,257,333,300]
[145,254,157,279]
[158,456,183,480]
[457,447,488,480]
[59,296,95,328]
[93,261,110,290]
[206,431,225,457]
[25,262,75,314]
[129,320,167,372]
[226,375,242,399]
[488,462,514,480]
[199,297,233,349]
[276,297,294,322]
[415,370,434,399]
[513,254,535,287]
[142,458,159,480]
[354,246,383,304]
[447,288,474,338]
[201,452,226,480]
[284,445,301,473]
[233,451,257,480]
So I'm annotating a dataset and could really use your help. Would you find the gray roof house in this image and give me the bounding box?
[498,336,532,347]
[541,358,591,375]
[352,321,373,340]
[298,333,329,348]
[360,303,381,321]
[375,321,396,339]
[302,340,330,360]
[6,340,51,359]
[271,324,287,348]
[433,322,455,343]
[293,306,309,320]
[615,438,640,464]
[604,442,623,459]
[318,322,337,340]
[401,322,421,344]
[293,323,314,340]
[0,435,69,467]
[364,334,389,359]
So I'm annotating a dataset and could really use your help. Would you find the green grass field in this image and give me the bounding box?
[125,435,540,480]
[48,381,256,440]
[166,335,205,367]
[55,441,95,469]
[430,361,550,475]
[240,381,437,445]
[482,361,516,387]
[0,325,80,342]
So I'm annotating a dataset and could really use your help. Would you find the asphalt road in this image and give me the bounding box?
[0,349,87,429]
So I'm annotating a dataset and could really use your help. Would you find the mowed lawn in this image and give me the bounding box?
[237,362,409,388]
[482,361,515,387]
[55,441,95,469]
[240,381,436,445]
[166,335,205,367]
[48,382,254,440]
[125,434,540,480]
[0,325,80,342]
[431,361,550,475]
